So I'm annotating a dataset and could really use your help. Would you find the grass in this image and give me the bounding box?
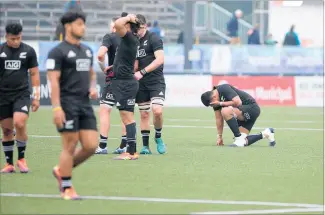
[0,107,324,214]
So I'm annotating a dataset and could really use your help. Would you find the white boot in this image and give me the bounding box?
[262,128,276,146]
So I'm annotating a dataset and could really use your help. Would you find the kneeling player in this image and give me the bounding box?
[201,84,276,147]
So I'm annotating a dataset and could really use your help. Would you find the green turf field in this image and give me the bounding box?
[0,107,324,214]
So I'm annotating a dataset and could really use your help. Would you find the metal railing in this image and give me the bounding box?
[209,3,253,43]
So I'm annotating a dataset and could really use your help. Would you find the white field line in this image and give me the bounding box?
[191,207,324,215]
[0,193,323,209]
[166,119,322,124]
[28,135,117,139]
[109,124,324,132]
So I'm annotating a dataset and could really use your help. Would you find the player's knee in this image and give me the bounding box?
[85,143,98,154]
[2,128,14,140]
[140,111,150,121]
[13,119,26,130]
[221,107,233,118]
[152,105,163,118]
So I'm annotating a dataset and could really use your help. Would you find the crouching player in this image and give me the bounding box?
[201,83,276,147]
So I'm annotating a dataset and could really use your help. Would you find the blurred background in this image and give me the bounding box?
[0,0,323,107]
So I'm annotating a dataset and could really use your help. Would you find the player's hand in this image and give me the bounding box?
[127,14,138,23]
[134,71,143,80]
[216,136,224,146]
[89,87,98,100]
[210,100,221,108]
[31,99,40,112]
[53,108,66,129]
[104,65,113,74]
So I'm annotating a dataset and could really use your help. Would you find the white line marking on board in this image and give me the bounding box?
[0,193,323,209]
[191,207,324,215]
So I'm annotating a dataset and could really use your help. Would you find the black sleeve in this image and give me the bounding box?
[150,33,163,52]
[101,34,112,49]
[46,47,63,71]
[27,47,38,69]
[217,84,238,101]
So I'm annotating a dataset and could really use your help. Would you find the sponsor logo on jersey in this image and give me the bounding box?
[5,60,21,70]
[0,52,7,58]
[76,59,91,71]
[127,99,135,106]
[159,91,164,96]
[137,49,146,58]
[143,40,148,46]
[19,52,27,59]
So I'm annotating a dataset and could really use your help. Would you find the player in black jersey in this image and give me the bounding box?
[111,14,141,160]
[95,16,127,155]
[201,84,276,147]
[0,22,40,174]
[47,11,98,200]
[134,14,166,155]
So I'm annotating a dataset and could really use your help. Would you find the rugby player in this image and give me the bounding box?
[96,15,127,155]
[201,83,276,147]
[47,11,98,200]
[0,22,40,173]
[111,14,141,160]
[133,14,166,155]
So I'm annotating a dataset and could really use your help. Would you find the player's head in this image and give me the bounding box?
[201,90,219,107]
[5,22,23,48]
[136,14,147,37]
[120,12,142,35]
[110,17,119,33]
[61,10,86,40]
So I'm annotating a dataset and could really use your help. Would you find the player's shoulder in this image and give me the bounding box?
[148,31,162,41]
[48,42,66,56]
[215,83,232,90]
[20,42,36,52]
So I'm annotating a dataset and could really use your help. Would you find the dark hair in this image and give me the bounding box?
[61,11,86,25]
[201,91,213,107]
[5,22,23,35]
[112,17,119,22]
[121,12,128,17]
[136,14,146,24]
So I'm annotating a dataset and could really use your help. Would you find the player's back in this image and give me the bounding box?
[0,42,37,94]
[113,32,139,80]
[215,84,256,105]
[47,41,93,101]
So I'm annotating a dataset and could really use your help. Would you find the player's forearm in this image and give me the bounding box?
[30,68,41,100]
[115,17,131,31]
[144,58,163,73]
[49,81,61,107]
[90,69,97,88]
[215,110,224,135]
[216,117,224,136]
[97,46,108,72]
